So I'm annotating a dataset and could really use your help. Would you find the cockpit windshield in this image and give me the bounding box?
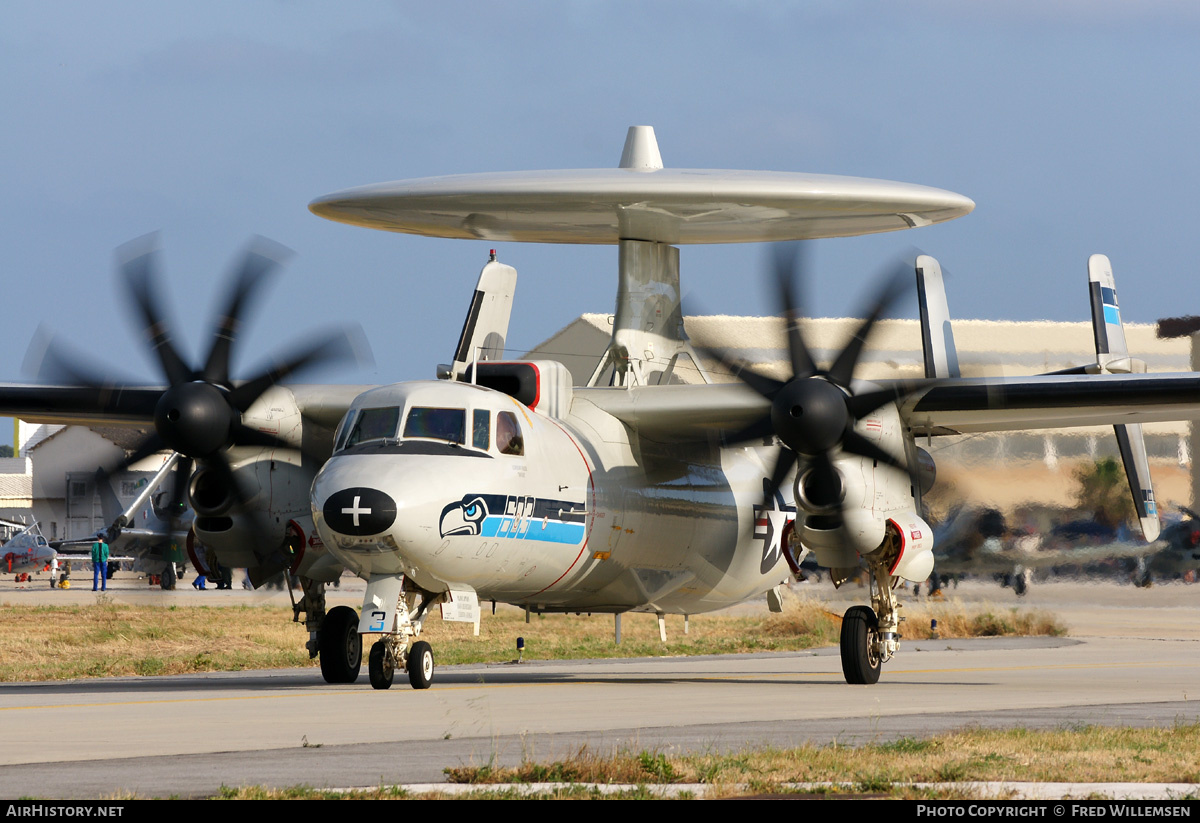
[403,407,466,445]
[343,407,401,448]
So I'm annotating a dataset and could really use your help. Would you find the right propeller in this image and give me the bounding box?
[27,235,369,554]
[703,243,930,522]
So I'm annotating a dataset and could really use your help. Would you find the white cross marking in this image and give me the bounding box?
[341,495,372,527]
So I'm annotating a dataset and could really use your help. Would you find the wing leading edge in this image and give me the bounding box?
[579,373,1200,443]
[903,373,1200,434]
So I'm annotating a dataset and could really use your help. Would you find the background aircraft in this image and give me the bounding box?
[1,522,55,578]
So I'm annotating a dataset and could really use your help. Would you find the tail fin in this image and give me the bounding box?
[441,251,518,381]
[915,254,961,378]
[94,469,124,525]
[1088,254,1160,541]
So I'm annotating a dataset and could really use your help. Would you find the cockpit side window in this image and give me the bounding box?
[472,409,490,450]
[403,407,466,445]
[333,410,356,452]
[344,407,401,448]
[496,411,524,456]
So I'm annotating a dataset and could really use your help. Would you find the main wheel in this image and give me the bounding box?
[840,605,882,685]
[319,605,362,684]
[368,639,395,690]
[407,640,434,689]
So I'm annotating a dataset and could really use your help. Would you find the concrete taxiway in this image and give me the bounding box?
[0,577,1197,798]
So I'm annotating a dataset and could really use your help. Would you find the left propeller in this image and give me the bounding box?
[25,235,369,546]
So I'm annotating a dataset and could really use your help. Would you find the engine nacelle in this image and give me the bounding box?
[795,400,933,582]
[189,386,341,583]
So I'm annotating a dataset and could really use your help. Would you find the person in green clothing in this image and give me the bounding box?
[91,536,109,592]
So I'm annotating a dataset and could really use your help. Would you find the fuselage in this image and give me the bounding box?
[311,380,795,614]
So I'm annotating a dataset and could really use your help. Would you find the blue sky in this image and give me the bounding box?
[2,2,1198,446]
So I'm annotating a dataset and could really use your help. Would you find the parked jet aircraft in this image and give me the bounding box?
[51,463,191,585]
[2,522,55,577]
[5,126,1200,689]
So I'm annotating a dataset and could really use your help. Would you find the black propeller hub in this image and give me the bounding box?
[771,377,848,455]
[154,381,235,459]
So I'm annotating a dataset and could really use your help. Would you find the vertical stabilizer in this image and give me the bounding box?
[1087,254,1160,541]
[446,253,518,380]
[915,254,960,379]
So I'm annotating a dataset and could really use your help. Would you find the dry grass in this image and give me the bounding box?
[214,724,1200,799]
[444,724,1200,792]
[0,599,310,681]
[901,598,1067,640]
[0,594,1066,682]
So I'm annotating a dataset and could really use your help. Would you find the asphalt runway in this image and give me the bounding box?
[1,576,1197,798]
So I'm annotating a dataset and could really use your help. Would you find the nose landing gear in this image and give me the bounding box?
[368,636,435,690]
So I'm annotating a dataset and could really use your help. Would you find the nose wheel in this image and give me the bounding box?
[407,640,434,689]
[368,638,395,689]
[367,638,434,690]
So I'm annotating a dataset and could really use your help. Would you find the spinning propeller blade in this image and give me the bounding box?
[25,236,370,556]
[706,243,933,522]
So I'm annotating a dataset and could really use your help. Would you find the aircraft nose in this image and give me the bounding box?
[321,487,398,536]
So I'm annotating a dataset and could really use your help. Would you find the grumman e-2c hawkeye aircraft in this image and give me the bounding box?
[6,127,1198,689]
[303,126,1198,688]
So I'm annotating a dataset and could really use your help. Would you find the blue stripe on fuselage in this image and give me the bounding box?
[480,516,584,544]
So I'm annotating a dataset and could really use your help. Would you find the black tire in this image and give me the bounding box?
[319,606,361,684]
[368,639,394,690]
[407,640,434,690]
[160,563,176,590]
[1013,571,1028,596]
[840,605,882,685]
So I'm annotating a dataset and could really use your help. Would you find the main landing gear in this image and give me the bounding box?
[839,553,902,685]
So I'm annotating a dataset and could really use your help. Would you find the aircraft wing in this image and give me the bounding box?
[0,383,372,431]
[579,372,1200,442]
[0,385,162,427]
[901,373,1200,434]
[575,384,766,442]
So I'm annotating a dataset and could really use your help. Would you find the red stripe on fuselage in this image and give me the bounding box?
[531,418,595,596]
